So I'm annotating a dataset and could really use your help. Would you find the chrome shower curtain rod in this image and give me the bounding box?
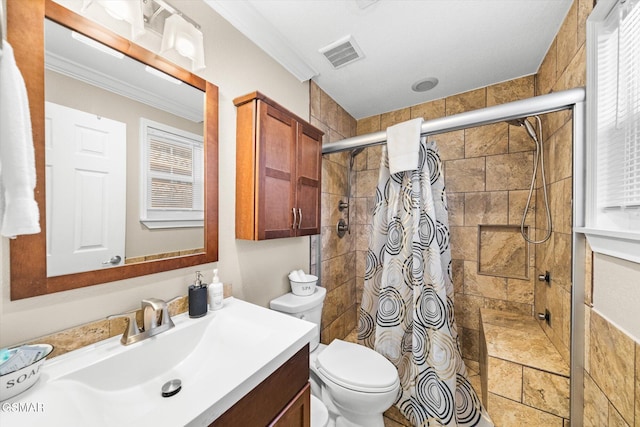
[321,87,586,154]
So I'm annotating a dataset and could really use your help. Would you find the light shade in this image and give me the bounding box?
[160,14,205,71]
[83,0,145,40]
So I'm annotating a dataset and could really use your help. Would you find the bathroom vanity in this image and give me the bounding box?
[213,347,310,426]
[0,299,315,426]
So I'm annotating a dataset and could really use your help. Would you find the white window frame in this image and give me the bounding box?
[580,0,640,264]
[139,118,204,229]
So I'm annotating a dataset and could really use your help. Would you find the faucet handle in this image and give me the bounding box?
[107,312,140,345]
[141,298,175,331]
[141,297,166,311]
[141,298,165,331]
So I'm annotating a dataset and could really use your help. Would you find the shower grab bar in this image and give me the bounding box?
[321,87,585,154]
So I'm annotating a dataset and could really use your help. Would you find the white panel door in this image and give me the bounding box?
[45,102,126,276]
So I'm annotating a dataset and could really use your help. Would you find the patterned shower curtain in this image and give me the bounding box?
[358,138,492,426]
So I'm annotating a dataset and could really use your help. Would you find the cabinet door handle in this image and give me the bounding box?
[298,208,302,229]
[292,208,297,229]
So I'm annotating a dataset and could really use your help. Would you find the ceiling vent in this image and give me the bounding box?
[319,36,364,69]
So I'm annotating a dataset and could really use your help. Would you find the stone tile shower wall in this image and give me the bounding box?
[538,1,640,425]
[354,77,540,366]
[533,0,588,366]
[309,82,359,344]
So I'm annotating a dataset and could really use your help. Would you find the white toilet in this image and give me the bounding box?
[270,286,400,427]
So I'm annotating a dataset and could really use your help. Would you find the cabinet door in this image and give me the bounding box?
[295,123,322,236]
[269,383,311,427]
[257,101,297,239]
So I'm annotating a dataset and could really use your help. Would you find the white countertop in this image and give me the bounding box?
[0,298,315,426]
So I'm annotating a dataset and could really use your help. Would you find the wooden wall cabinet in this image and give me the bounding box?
[235,92,323,240]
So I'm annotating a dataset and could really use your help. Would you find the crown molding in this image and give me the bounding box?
[204,0,317,82]
[45,52,203,122]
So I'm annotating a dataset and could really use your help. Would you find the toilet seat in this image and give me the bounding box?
[315,340,399,393]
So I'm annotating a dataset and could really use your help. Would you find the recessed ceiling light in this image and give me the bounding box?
[355,0,379,9]
[411,77,439,92]
[144,66,182,85]
[71,31,124,59]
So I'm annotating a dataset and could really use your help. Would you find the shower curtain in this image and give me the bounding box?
[358,137,492,426]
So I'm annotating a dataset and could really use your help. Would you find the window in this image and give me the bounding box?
[140,119,204,229]
[583,0,640,263]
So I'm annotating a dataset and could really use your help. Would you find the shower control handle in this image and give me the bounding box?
[537,271,550,283]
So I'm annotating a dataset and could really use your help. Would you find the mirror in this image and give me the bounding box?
[45,18,205,277]
[8,0,219,299]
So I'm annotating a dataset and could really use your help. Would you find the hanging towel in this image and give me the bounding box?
[386,117,423,174]
[0,41,40,238]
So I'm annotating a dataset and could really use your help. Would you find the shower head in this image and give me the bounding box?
[506,117,538,142]
[349,147,365,168]
[506,118,526,127]
[351,147,365,158]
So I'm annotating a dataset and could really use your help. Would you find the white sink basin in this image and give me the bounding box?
[0,298,315,426]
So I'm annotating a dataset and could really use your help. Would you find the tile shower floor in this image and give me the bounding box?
[342,329,484,427]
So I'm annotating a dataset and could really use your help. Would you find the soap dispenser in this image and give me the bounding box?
[188,271,208,318]
[208,269,224,311]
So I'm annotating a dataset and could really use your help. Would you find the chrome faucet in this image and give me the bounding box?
[108,298,175,346]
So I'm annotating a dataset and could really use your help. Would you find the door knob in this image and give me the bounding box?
[102,255,122,266]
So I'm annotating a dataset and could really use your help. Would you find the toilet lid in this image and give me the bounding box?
[315,340,399,393]
[310,395,328,427]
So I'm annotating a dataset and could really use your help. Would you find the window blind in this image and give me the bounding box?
[148,138,194,210]
[139,118,204,228]
[596,0,640,211]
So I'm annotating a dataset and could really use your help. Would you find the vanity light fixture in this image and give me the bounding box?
[71,31,125,59]
[82,0,206,72]
[81,0,145,40]
[159,13,206,72]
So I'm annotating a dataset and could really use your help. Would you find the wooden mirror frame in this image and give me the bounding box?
[7,0,219,300]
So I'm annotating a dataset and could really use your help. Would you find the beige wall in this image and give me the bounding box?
[0,0,311,347]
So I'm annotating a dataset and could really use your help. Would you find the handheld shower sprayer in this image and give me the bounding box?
[507,116,552,244]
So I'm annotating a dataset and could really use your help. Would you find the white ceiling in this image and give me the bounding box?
[206,0,573,119]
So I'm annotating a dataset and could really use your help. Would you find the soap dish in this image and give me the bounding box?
[0,344,54,401]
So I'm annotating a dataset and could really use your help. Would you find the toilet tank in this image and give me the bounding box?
[269,286,326,351]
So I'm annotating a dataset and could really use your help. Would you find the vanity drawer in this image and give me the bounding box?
[211,344,310,427]
[269,383,310,427]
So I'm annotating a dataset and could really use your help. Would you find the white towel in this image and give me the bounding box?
[386,118,423,174]
[0,42,41,238]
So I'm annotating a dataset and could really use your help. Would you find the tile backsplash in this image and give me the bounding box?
[22,285,231,359]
